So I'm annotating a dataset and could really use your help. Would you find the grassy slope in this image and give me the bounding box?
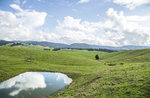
[54,49,150,98]
[0,47,102,81]
[0,46,149,97]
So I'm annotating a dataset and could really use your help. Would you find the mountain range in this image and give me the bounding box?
[0,40,150,50]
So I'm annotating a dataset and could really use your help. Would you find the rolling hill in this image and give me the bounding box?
[0,46,149,97]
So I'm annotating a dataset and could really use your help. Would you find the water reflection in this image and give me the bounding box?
[0,72,72,98]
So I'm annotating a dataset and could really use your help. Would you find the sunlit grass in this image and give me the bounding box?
[0,46,149,97]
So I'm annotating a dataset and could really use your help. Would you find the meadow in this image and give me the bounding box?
[0,46,149,97]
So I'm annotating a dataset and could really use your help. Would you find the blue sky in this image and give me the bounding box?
[0,0,150,46]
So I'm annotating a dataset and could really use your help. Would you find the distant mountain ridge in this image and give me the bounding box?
[15,41,69,48]
[69,43,150,50]
[0,40,150,50]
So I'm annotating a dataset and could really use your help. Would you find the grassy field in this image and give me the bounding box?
[0,46,149,97]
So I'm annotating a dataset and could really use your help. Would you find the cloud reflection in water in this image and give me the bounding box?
[0,72,72,97]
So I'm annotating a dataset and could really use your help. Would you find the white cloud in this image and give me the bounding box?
[54,16,102,44]
[16,10,47,28]
[57,16,101,33]
[112,0,150,10]
[0,4,47,41]
[9,4,47,28]
[101,8,150,46]
[10,4,23,11]
[78,0,90,4]
[126,16,149,22]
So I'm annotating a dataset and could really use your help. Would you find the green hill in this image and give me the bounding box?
[103,49,150,63]
[0,46,149,97]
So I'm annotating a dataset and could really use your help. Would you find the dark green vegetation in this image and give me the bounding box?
[0,46,149,97]
[0,40,13,46]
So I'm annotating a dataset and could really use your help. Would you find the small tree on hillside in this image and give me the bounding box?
[95,54,99,60]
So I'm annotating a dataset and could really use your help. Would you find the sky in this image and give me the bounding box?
[0,0,150,46]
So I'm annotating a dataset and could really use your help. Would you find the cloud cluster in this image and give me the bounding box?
[54,8,150,46]
[101,8,150,46]
[0,4,47,41]
[55,16,102,44]
[112,0,150,10]
[0,3,150,46]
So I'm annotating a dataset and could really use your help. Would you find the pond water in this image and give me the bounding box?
[0,72,72,98]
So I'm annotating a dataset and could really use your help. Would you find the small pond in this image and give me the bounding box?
[0,72,72,98]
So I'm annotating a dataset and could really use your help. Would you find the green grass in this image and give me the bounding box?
[0,46,149,97]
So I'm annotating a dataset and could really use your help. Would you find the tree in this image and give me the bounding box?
[52,48,61,51]
[95,54,99,60]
